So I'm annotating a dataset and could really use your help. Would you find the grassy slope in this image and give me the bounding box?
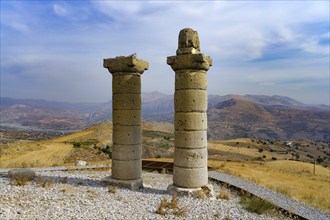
[1,121,329,212]
[208,159,330,212]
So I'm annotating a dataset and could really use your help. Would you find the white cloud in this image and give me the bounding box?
[1,0,329,104]
[53,4,69,17]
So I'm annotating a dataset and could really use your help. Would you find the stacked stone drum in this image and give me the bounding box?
[167,28,212,188]
[103,55,148,185]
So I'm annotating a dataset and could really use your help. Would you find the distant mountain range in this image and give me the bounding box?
[1,92,329,141]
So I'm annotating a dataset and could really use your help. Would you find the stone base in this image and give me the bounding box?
[167,184,215,199]
[102,177,143,191]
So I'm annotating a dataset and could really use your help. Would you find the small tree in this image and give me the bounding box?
[316,157,324,164]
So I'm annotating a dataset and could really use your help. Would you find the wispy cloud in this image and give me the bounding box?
[0,0,329,104]
[53,4,69,17]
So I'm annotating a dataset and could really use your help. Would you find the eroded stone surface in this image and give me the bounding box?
[174,90,208,112]
[175,112,207,131]
[173,166,208,188]
[177,28,200,55]
[167,54,212,71]
[8,169,35,180]
[167,183,215,198]
[175,70,207,90]
[174,148,207,168]
[111,159,142,180]
[103,55,148,187]
[103,55,148,74]
[174,131,207,149]
[168,28,212,189]
[102,176,143,190]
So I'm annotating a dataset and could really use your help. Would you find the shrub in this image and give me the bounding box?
[155,195,185,217]
[272,157,277,160]
[73,142,81,148]
[36,177,53,188]
[240,196,275,215]
[101,145,112,158]
[258,148,263,153]
[10,176,33,186]
[316,157,324,164]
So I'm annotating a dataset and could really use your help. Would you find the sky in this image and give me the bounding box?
[1,1,329,105]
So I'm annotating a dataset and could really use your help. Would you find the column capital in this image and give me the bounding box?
[167,53,212,71]
[103,55,149,74]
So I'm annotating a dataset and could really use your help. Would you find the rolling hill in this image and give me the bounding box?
[1,93,329,141]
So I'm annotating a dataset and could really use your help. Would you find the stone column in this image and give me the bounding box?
[103,55,148,190]
[167,28,212,190]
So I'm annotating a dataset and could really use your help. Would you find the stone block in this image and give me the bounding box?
[113,94,141,110]
[174,90,207,112]
[113,125,141,145]
[103,56,149,74]
[112,74,141,94]
[111,159,142,180]
[113,110,141,126]
[175,131,207,149]
[174,148,207,168]
[75,160,87,166]
[175,70,207,90]
[173,166,208,188]
[8,168,36,180]
[167,184,215,198]
[167,53,212,71]
[112,144,141,160]
[177,28,200,53]
[102,177,143,191]
[175,112,207,131]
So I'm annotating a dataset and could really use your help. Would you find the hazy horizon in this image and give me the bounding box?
[1,1,329,105]
[2,91,329,106]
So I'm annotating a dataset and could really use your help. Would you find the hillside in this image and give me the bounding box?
[208,98,329,141]
[0,121,174,168]
[1,93,329,141]
[1,120,329,212]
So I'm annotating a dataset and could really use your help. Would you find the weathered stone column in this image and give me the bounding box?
[103,55,148,190]
[167,28,212,191]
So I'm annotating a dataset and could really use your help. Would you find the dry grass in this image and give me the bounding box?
[108,186,117,194]
[1,142,73,168]
[155,195,185,217]
[217,191,230,200]
[208,139,288,161]
[10,175,34,186]
[156,198,169,215]
[193,189,208,200]
[212,160,330,212]
[173,207,186,217]
[36,176,53,188]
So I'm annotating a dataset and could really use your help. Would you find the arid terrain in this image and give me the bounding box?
[1,93,329,142]
[1,94,329,213]
[0,120,329,213]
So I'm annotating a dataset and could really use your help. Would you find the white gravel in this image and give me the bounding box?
[0,170,281,220]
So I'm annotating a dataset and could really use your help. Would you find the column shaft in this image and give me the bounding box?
[167,28,212,189]
[103,56,148,182]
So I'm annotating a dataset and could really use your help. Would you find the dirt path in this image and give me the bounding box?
[52,130,93,142]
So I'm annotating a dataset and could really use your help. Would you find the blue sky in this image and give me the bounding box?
[1,1,329,105]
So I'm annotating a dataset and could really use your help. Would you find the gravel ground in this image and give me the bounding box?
[0,170,281,220]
